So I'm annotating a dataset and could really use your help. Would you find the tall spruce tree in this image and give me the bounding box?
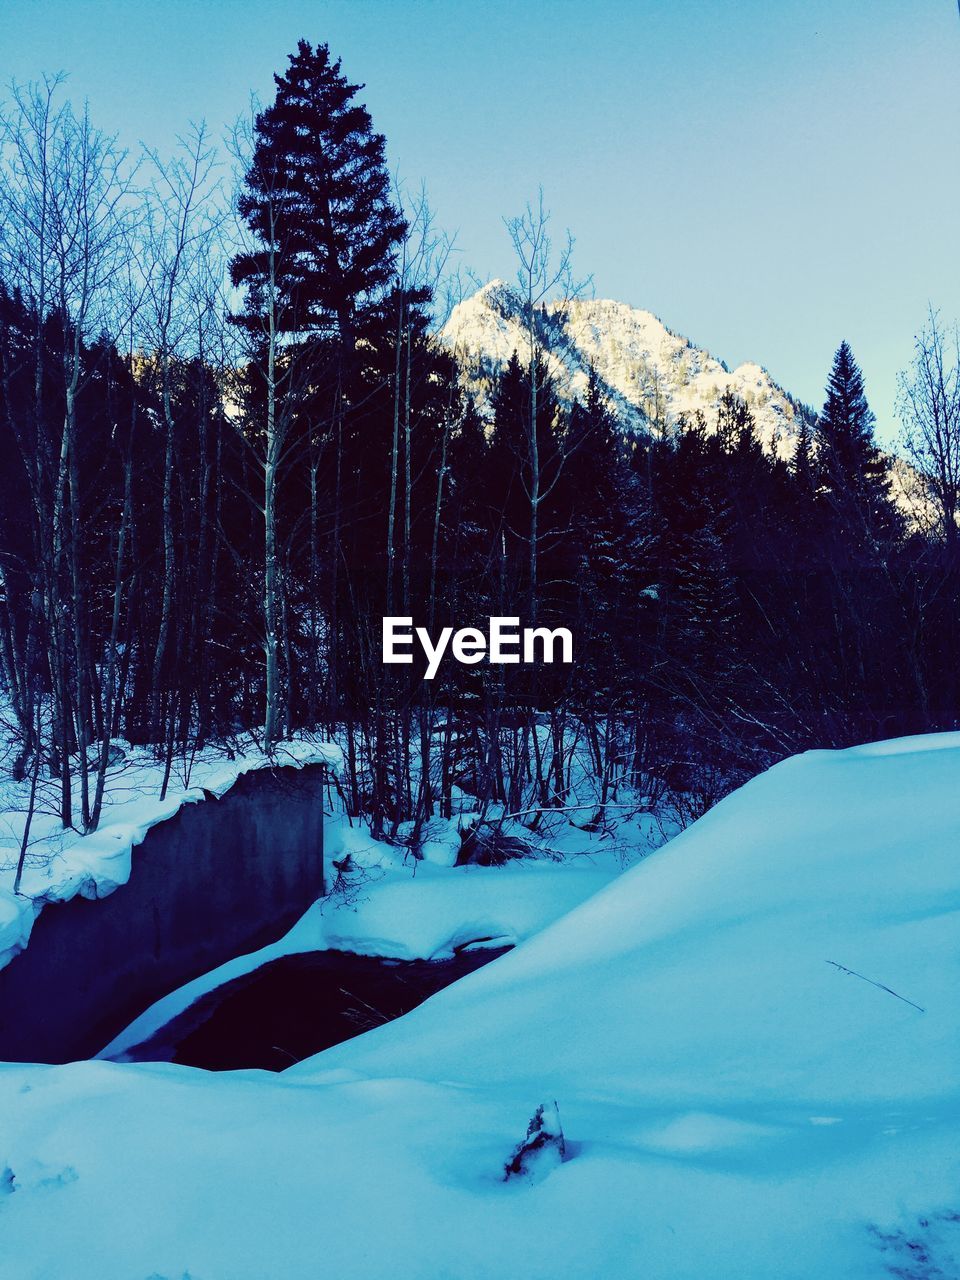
[232,39,405,341]
[817,341,899,549]
[792,416,815,496]
[231,40,406,746]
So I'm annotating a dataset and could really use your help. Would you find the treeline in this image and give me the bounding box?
[0,41,958,840]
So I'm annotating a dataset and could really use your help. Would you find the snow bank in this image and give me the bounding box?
[1,734,959,1279]
[303,738,960,1106]
[0,737,342,972]
[100,815,623,1060]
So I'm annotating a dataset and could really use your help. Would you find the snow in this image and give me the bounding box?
[100,814,631,1060]
[0,735,342,972]
[845,728,960,756]
[442,282,928,524]
[294,738,960,1108]
[395,814,463,865]
[442,280,804,458]
[1,734,959,1278]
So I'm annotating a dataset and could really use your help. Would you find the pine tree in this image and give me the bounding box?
[231,39,405,342]
[229,40,408,746]
[563,369,649,709]
[792,415,815,497]
[564,368,628,565]
[816,341,900,549]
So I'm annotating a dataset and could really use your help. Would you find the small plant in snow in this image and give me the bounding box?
[504,1101,566,1181]
[458,823,533,866]
[869,1209,960,1278]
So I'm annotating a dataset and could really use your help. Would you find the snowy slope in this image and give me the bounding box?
[1,734,959,1278]
[442,280,810,458]
[302,733,960,1104]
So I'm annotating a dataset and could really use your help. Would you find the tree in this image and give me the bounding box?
[504,191,584,619]
[231,39,405,345]
[816,340,899,552]
[807,342,915,742]
[898,309,960,554]
[141,125,222,747]
[792,415,816,498]
[230,40,406,748]
[0,76,133,829]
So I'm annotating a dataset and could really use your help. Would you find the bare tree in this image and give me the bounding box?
[898,308,960,553]
[504,190,585,619]
[140,123,221,746]
[383,183,455,616]
[0,76,133,830]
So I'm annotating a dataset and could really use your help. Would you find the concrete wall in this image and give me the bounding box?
[0,764,326,1064]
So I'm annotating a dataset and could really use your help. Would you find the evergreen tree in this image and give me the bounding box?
[231,39,405,341]
[563,370,651,709]
[229,40,408,744]
[816,341,900,550]
[792,415,815,497]
[808,342,907,741]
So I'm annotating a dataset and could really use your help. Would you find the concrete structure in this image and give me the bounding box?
[0,763,327,1063]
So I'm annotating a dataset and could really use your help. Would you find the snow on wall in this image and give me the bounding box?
[0,738,342,974]
[0,754,339,1062]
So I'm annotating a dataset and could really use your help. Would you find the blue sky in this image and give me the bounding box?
[5,0,959,436]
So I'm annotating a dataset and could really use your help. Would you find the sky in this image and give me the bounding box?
[4,0,959,438]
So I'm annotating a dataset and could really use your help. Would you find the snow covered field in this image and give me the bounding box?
[1,734,959,1278]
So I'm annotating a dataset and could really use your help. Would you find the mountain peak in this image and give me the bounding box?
[441,284,805,458]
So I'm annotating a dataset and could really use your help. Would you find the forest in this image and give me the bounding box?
[0,38,958,847]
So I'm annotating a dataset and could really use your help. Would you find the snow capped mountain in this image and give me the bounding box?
[441,280,811,460]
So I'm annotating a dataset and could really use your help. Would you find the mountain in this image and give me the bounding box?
[441,280,813,459]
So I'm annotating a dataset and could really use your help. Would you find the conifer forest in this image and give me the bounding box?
[1,38,958,842]
[3,11,960,1278]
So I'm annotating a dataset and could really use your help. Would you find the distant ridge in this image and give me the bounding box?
[441,280,813,460]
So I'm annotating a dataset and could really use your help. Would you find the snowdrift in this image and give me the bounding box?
[1,735,959,1279]
[300,734,960,1107]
